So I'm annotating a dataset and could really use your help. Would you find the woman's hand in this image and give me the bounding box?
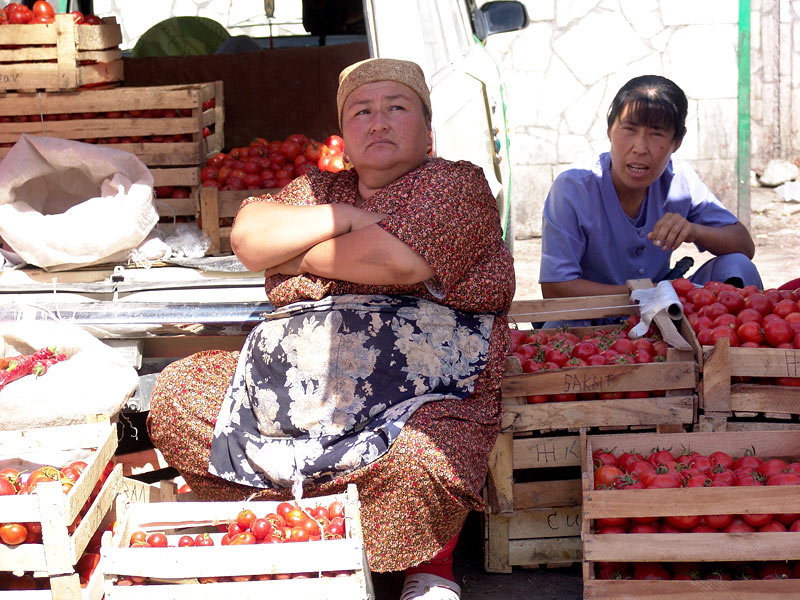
[648,212,695,251]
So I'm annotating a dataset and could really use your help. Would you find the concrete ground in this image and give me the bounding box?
[371,511,583,600]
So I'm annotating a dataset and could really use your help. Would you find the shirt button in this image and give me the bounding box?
[638,267,645,275]
[635,248,643,256]
[638,230,645,238]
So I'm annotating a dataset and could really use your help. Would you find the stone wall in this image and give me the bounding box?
[485,0,800,239]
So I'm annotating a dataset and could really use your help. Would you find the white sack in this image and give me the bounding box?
[0,321,138,430]
[0,134,158,271]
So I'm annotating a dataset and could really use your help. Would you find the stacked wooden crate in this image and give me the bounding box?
[102,484,372,598]
[0,14,123,93]
[0,82,224,227]
[582,429,800,598]
[484,279,699,573]
[0,421,121,598]
[698,337,800,432]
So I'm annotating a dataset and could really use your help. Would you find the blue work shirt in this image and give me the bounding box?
[539,153,739,285]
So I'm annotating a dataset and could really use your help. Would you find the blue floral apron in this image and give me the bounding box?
[209,294,494,491]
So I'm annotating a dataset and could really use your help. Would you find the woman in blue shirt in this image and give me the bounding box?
[539,75,761,298]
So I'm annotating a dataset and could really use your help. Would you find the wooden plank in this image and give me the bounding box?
[730,346,800,377]
[486,432,513,514]
[583,531,800,562]
[501,362,696,396]
[200,186,221,255]
[483,512,511,573]
[513,434,581,469]
[513,479,581,510]
[501,395,694,432]
[509,536,582,568]
[508,506,582,540]
[699,337,730,412]
[730,385,800,413]
[508,294,635,322]
[584,485,800,519]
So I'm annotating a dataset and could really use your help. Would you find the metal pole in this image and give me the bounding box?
[737,0,751,230]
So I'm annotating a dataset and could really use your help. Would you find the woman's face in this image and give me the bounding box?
[607,103,681,203]
[341,80,430,189]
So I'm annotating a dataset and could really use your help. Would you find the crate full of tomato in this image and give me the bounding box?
[582,428,800,598]
[672,278,800,430]
[197,132,346,254]
[0,5,122,93]
[0,420,121,597]
[102,483,372,599]
[484,280,699,574]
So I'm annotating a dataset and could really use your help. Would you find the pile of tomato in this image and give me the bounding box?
[117,499,350,585]
[509,317,669,403]
[592,445,800,530]
[197,133,346,194]
[0,2,103,25]
[0,458,114,547]
[672,278,800,385]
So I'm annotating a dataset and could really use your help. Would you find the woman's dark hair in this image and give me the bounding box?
[606,75,688,142]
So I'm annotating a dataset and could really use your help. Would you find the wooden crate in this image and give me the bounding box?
[0,422,121,599]
[102,483,373,599]
[0,14,122,93]
[0,81,224,223]
[698,336,800,431]
[484,280,699,573]
[581,429,800,599]
[198,185,277,255]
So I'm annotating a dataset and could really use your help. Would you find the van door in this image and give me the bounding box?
[364,0,516,246]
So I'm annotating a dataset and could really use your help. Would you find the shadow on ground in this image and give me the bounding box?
[372,511,583,599]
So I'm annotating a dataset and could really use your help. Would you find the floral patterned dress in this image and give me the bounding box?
[147,158,515,572]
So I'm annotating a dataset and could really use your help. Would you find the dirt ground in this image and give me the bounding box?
[512,185,800,300]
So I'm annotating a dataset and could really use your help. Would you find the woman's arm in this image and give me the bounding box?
[265,223,435,285]
[230,201,363,272]
[540,279,629,298]
[648,214,755,258]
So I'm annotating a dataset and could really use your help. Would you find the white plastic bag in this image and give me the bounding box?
[0,134,158,271]
[0,320,138,430]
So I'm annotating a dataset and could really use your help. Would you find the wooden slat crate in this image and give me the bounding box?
[0,422,120,599]
[102,483,373,599]
[582,429,800,599]
[0,14,122,93]
[696,336,800,431]
[0,81,224,222]
[198,186,277,255]
[484,280,699,573]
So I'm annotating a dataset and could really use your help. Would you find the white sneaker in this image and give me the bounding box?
[400,573,461,600]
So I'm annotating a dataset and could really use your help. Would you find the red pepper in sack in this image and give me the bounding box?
[33,352,68,376]
[0,347,60,388]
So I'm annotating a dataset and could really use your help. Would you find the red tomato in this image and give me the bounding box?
[716,289,745,314]
[129,531,147,545]
[83,14,103,25]
[325,135,344,153]
[69,10,84,23]
[328,501,345,520]
[767,471,800,485]
[594,464,624,489]
[195,533,214,546]
[146,532,168,547]
[0,523,28,546]
[32,1,54,18]
[8,5,32,23]
[672,278,695,296]
[230,532,256,545]
[764,318,792,347]
[703,513,733,529]
[633,562,671,580]
[664,514,701,530]
[722,518,755,533]
[178,535,195,547]
[27,466,60,488]
[284,508,307,527]
[647,449,675,467]
[250,518,272,540]
[736,320,764,346]
[237,508,257,531]
[646,473,681,489]
[278,140,303,161]
[592,448,618,468]
[744,293,774,317]
[326,155,345,173]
